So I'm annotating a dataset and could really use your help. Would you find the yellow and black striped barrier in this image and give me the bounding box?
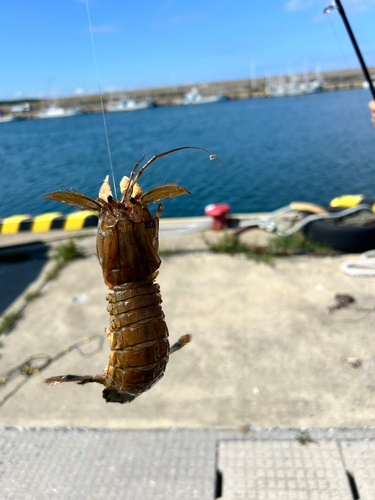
[0,211,98,234]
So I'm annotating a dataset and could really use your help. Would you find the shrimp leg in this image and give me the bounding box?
[44,374,106,386]
[152,203,164,251]
[169,334,192,354]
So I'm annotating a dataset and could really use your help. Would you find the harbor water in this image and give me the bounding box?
[0,88,374,220]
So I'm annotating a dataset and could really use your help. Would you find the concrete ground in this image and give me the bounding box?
[1,227,375,430]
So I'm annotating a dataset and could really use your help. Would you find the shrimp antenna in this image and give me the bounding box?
[121,152,146,202]
[125,146,222,201]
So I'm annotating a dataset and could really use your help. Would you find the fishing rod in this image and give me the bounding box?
[324,0,375,100]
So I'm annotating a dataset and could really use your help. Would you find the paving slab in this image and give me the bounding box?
[0,428,219,500]
[218,440,351,499]
[2,427,375,500]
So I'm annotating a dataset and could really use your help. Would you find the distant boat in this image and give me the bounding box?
[267,78,287,98]
[267,75,324,98]
[298,78,324,94]
[38,105,83,119]
[181,87,226,105]
[106,99,155,112]
[11,102,30,112]
[0,115,20,123]
[363,80,375,89]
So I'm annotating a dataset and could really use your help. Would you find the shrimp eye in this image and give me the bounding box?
[130,197,136,204]
[108,195,113,202]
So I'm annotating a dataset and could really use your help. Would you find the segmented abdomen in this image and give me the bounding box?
[104,277,169,397]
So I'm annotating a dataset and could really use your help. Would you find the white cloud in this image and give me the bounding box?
[346,0,375,11]
[285,0,315,11]
[285,0,375,12]
[75,87,84,95]
[26,92,46,99]
[154,11,211,27]
[87,24,116,33]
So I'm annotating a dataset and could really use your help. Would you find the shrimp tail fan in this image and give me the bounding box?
[44,189,102,211]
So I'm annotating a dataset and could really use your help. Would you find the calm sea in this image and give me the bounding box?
[1,89,374,220]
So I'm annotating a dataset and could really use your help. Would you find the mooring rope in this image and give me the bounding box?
[341,250,375,277]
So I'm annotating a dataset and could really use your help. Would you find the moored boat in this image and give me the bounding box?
[106,99,155,112]
[38,105,83,119]
[267,74,324,97]
[181,87,226,105]
[0,115,20,123]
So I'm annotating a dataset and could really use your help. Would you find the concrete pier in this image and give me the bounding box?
[1,221,375,498]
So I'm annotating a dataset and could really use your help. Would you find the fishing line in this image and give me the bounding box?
[328,308,374,323]
[322,3,351,70]
[0,334,104,408]
[85,0,117,199]
[320,0,374,112]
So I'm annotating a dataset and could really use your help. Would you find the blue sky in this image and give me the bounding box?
[1,0,375,100]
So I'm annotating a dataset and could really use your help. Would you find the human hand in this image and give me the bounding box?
[369,101,375,127]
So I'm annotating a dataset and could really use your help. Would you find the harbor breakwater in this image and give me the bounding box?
[1,66,374,116]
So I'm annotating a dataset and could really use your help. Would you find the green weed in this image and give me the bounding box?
[24,290,42,302]
[46,240,84,281]
[204,231,333,262]
[269,232,333,255]
[54,240,84,262]
[0,311,23,335]
[159,248,187,259]
[203,233,273,263]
